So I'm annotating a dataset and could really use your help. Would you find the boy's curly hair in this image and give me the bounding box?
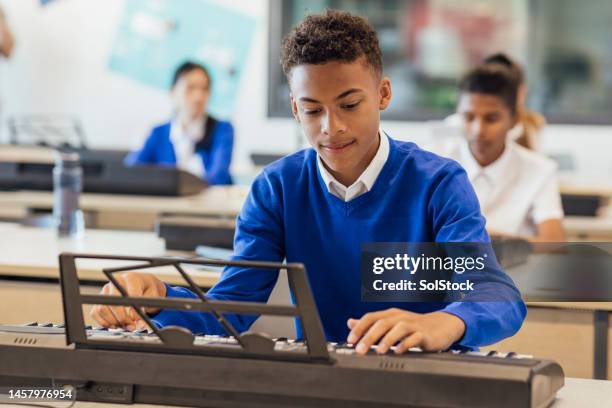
[280,9,382,78]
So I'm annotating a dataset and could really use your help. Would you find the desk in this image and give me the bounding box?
[560,175,612,240]
[485,249,612,379]
[560,176,612,198]
[1,377,610,408]
[484,302,612,380]
[0,186,249,230]
[0,223,221,325]
[4,189,607,236]
[554,378,612,407]
[4,224,612,379]
[564,215,612,241]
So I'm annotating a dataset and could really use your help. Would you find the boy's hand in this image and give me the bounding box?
[347,308,465,354]
[90,273,166,330]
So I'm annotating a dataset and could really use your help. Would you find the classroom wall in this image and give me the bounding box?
[0,0,609,177]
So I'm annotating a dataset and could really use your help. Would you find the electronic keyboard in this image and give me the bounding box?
[0,253,564,407]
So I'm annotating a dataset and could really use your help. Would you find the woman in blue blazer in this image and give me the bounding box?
[125,61,233,185]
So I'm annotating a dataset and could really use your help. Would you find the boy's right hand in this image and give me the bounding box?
[90,272,166,330]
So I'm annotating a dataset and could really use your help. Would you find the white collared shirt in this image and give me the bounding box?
[429,138,564,237]
[170,117,206,178]
[317,131,389,202]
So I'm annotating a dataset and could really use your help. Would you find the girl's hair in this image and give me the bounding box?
[458,63,519,115]
[483,53,524,85]
[171,61,211,89]
[482,53,545,150]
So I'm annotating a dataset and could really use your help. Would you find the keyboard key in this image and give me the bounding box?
[466,351,490,357]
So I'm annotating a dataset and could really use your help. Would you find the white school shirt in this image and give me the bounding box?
[430,138,564,237]
[169,117,206,179]
[317,131,389,202]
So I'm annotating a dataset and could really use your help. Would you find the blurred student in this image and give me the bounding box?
[126,61,234,185]
[432,64,565,242]
[483,53,545,151]
[0,5,14,139]
[445,53,545,151]
[0,6,14,58]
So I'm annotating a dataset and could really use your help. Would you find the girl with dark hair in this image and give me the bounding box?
[125,61,234,185]
[482,53,546,151]
[433,63,565,242]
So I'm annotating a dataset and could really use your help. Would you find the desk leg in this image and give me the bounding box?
[594,310,608,379]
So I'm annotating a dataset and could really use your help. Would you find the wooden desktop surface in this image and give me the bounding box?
[563,215,612,240]
[0,223,220,287]
[0,223,222,327]
[0,186,248,216]
[0,186,249,230]
[559,174,612,197]
[1,187,611,238]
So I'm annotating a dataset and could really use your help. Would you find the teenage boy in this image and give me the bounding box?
[92,10,525,354]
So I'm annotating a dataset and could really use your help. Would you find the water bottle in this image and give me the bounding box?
[53,151,84,238]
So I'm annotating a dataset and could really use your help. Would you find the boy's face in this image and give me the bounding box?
[457,92,516,166]
[289,58,391,184]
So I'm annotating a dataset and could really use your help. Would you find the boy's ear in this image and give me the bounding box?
[378,77,392,111]
[290,93,300,122]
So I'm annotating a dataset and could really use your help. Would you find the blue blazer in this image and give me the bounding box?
[125,118,234,185]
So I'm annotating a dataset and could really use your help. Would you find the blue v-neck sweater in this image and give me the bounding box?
[153,137,526,348]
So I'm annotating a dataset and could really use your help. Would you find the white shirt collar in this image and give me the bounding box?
[459,139,515,183]
[170,116,206,144]
[169,116,207,178]
[317,129,390,202]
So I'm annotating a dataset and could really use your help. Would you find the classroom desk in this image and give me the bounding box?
[563,215,612,241]
[2,186,611,237]
[559,174,612,240]
[1,377,610,408]
[560,175,612,198]
[483,248,612,380]
[483,302,612,380]
[3,224,612,379]
[0,223,221,325]
[0,185,249,230]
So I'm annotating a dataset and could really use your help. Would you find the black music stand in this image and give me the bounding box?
[58,253,331,363]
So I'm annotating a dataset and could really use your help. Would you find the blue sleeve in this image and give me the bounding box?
[205,121,234,185]
[428,161,527,348]
[152,171,285,334]
[124,127,159,166]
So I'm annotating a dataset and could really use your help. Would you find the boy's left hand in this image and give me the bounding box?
[347,308,466,355]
